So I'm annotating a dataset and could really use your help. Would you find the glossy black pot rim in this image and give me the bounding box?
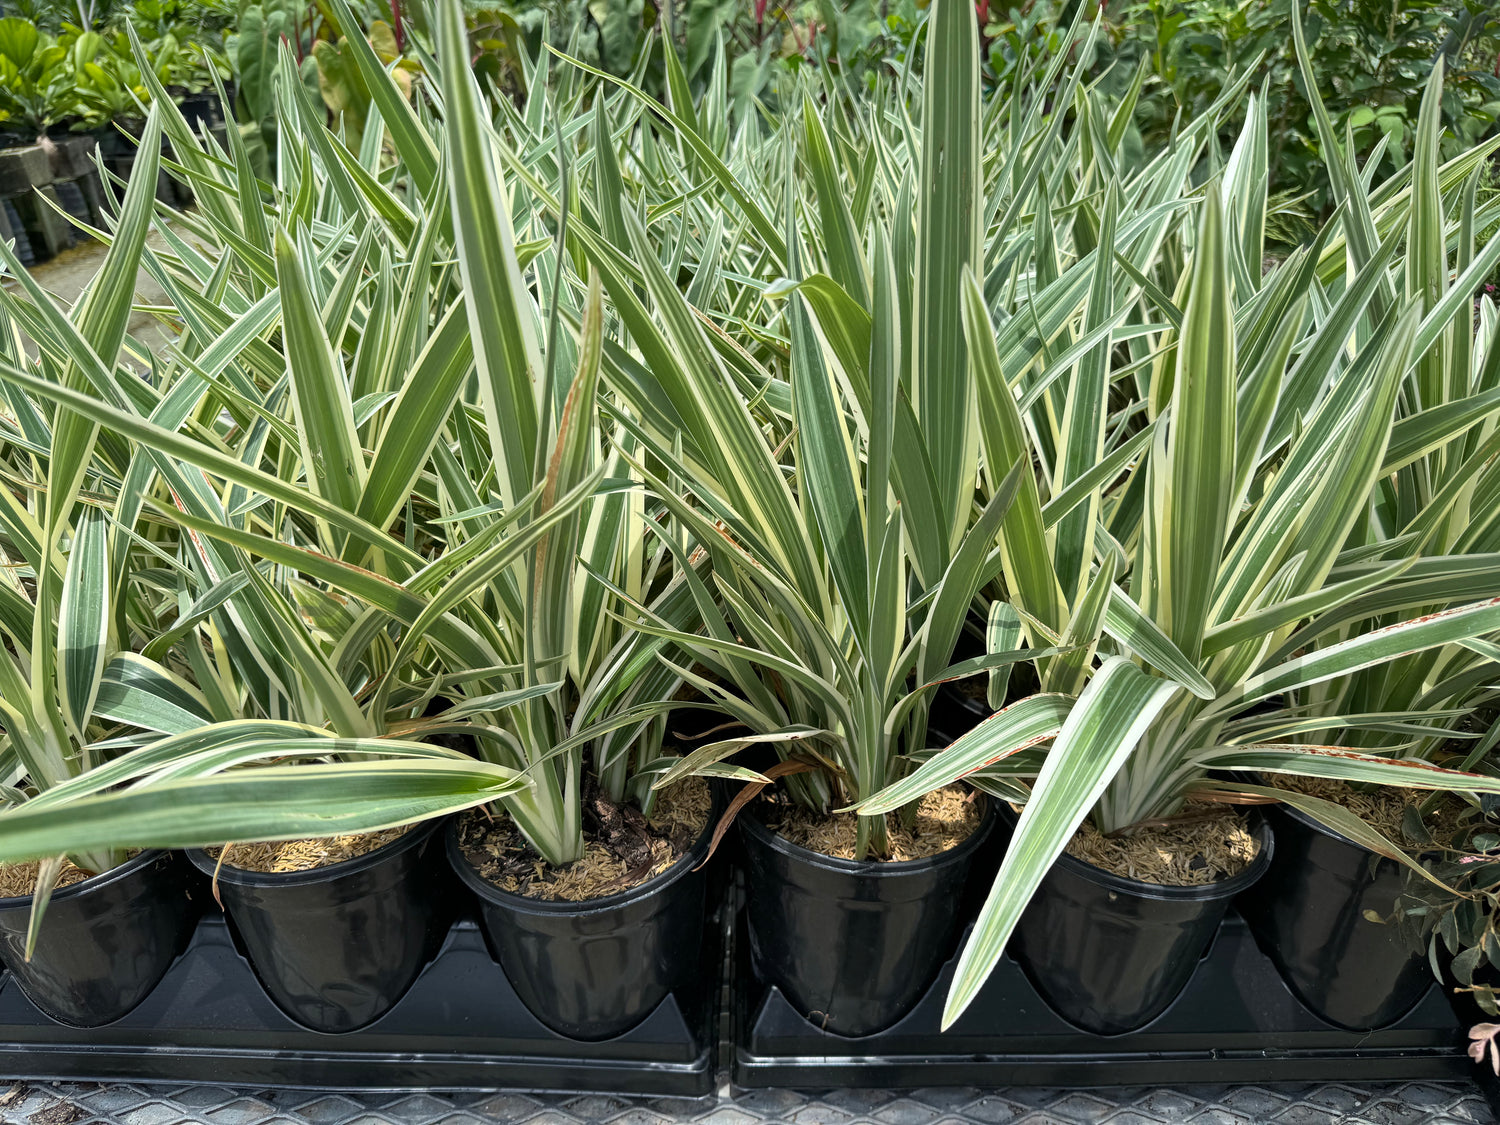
[1263,789,1445,867]
[0,848,168,908]
[741,791,996,877]
[446,805,715,917]
[999,804,1275,901]
[186,817,442,888]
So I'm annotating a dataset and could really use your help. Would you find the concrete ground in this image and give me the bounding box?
[8,226,178,357]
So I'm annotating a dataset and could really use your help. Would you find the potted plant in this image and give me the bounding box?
[72,0,730,1040]
[0,112,524,1032]
[1231,27,1500,1031]
[0,113,202,1027]
[541,0,1093,1038]
[0,93,540,1036]
[856,149,1500,1035]
[422,0,724,1039]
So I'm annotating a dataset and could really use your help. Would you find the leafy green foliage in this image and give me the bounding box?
[1380,782,1500,1018]
[0,3,229,133]
[1092,0,1500,216]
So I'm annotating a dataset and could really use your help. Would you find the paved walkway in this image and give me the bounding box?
[0,1081,1487,1125]
[8,227,176,357]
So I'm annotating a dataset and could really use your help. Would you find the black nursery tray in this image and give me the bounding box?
[732,908,1470,1089]
[0,912,720,1096]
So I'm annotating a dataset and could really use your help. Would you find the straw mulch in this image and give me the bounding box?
[1065,805,1260,886]
[1269,774,1467,844]
[208,827,412,873]
[771,785,982,861]
[1272,774,1412,837]
[0,859,96,899]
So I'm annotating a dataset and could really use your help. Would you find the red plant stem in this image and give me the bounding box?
[390,0,405,52]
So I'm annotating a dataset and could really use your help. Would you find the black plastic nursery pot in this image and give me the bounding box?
[446,797,724,1042]
[0,906,724,1094]
[186,818,455,1033]
[1236,797,1435,1030]
[733,794,1470,1090]
[738,793,998,1038]
[929,682,993,743]
[1008,814,1275,1035]
[0,850,202,1027]
[731,902,1470,1088]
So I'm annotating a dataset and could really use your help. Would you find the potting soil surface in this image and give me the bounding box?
[0,1079,1486,1125]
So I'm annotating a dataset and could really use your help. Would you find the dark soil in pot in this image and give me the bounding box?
[447,777,720,1041]
[739,786,996,1038]
[0,850,203,1027]
[186,819,455,1034]
[1236,779,1437,1031]
[1008,805,1273,1036]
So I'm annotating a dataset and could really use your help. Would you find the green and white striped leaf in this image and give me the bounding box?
[945,658,1181,1026]
[57,507,109,738]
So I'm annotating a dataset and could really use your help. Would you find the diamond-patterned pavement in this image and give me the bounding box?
[0,1082,1487,1125]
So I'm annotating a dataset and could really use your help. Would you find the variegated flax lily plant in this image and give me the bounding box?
[2,0,704,875]
[547,0,1076,861]
[858,37,1500,1025]
[0,100,531,947]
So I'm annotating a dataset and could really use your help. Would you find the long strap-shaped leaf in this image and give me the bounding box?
[0,361,423,570]
[0,759,527,864]
[787,204,868,642]
[1199,743,1500,798]
[57,506,109,744]
[1208,595,1500,717]
[272,225,367,553]
[325,0,438,197]
[944,658,1181,1026]
[435,0,543,512]
[965,270,1065,639]
[914,0,981,554]
[1149,183,1234,665]
[856,694,1075,815]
